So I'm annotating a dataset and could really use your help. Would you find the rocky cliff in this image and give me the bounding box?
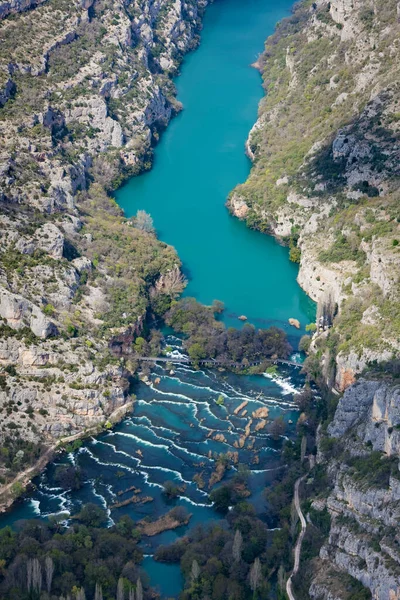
[228,0,400,390]
[310,380,400,599]
[0,0,207,498]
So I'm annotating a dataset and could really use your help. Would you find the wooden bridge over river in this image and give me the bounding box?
[136,356,302,369]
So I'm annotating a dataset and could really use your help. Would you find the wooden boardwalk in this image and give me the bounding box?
[136,356,302,368]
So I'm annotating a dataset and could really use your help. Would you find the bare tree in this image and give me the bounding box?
[249,558,261,593]
[45,556,54,593]
[76,588,86,600]
[129,587,135,600]
[270,416,286,440]
[134,210,155,233]
[95,582,103,600]
[277,564,285,592]
[117,577,125,600]
[301,436,307,462]
[136,578,143,600]
[232,529,243,562]
[27,558,42,593]
[153,265,187,297]
[191,559,200,582]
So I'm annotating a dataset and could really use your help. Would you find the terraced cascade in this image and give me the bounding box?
[0,336,305,598]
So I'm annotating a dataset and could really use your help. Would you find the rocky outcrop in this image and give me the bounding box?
[311,381,400,599]
[0,289,58,338]
[0,0,48,19]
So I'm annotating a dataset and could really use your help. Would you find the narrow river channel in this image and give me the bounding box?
[0,1,316,597]
[117,0,315,333]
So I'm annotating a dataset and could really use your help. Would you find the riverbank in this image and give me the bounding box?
[227,0,400,390]
[0,400,133,515]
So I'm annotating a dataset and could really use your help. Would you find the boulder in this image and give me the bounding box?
[34,223,64,259]
[289,318,301,329]
[0,289,58,339]
[71,256,92,273]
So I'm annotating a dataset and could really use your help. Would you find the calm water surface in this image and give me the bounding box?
[116,0,315,333]
[1,1,316,597]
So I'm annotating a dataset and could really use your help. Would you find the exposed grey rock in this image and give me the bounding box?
[314,381,400,599]
[34,223,64,259]
[328,379,381,438]
[71,256,91,273]
[0,288,57,338]
[0,0,48,20]
[0,78,15,106]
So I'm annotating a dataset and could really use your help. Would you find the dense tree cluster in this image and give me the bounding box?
[0,506,149,600]
[165,298,292,365]
[155,501,291,600]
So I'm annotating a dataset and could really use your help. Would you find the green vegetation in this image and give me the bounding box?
[0,508,150,600]
[155,503,278,599]
[0,437,45,479]
[347,451,399,489]
[165,298,292,367]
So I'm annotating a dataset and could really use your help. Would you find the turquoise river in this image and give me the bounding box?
[0,0,316,598]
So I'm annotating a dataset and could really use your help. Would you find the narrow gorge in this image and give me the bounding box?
[0,0,399,599]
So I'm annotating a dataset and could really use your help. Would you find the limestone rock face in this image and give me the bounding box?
[0,0,205,492]
[71,256,92,273]
[312,381,400,599]
[34,223,65,259]
[0,289,57,338]
[0,0,48,19]
[329,380,400,456]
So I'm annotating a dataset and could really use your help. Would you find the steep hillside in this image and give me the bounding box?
[309,380,400,599]
[226,3,400,597]
[0,0,207,501]
[228,0,400,390]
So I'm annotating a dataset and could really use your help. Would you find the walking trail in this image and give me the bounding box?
[286,474,307,600]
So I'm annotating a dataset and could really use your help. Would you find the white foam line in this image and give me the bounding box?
[67,452,76,466]
[134,416,178,437]
[250,468,278,474]
[139,464,193,487]
[81,446,136,473]
[94,439,140,464]
[161,376,230,398]
[263,373,299,396]
[148,385,201,404]
[29,499,41,515]
[110,431,207,465]
[42,510,71,523]
[124,423,180,449]
[40,484,64,493]
[130,411,209,435]
[141,471,164,490]
[110,431,170,452]
[166,350,187,359]
[175,364,208,377]
[37,488,72,513]
[100,482,117,501]
[180,496,212,508]
[89,479,114,526]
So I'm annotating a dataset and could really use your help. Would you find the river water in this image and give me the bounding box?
[0,1,316,598]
